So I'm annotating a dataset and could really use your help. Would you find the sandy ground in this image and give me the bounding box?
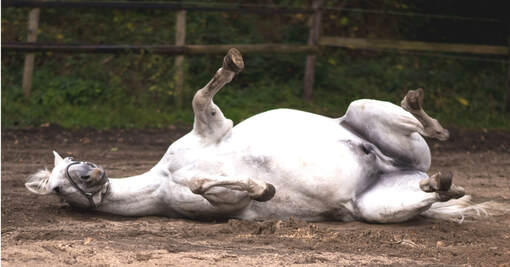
[2,126,510,266]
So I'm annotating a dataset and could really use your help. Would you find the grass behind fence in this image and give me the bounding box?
[2,50,508,130]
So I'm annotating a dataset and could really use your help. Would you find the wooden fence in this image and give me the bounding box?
[2,0,510,112]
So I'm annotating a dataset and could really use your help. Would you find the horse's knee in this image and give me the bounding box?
[343,99,372,124]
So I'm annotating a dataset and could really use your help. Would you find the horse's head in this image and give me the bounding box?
[25,151,110,209]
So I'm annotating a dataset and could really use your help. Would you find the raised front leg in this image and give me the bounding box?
[170,162,275,208]
[192,48,244,142]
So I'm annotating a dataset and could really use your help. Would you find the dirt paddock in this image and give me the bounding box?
[2,126,510,266]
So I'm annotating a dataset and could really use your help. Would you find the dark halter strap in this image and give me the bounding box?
[64,162,109,209]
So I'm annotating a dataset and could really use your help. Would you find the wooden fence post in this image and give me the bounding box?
[174,10,186,108]
[303,0,323,101]
[22,8,40,99]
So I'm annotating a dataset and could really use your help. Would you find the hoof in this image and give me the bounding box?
[420,171,452,192]
[420,172,465,202]
[436,171,453,191]
[438,184,465,201]
[253,183,275,202]
[401,88,424,112]
[400,88,450,141]
[223,48,244,73]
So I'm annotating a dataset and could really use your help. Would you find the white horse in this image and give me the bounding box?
[26,49,502,223]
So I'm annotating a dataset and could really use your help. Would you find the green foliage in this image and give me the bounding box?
[315,50,509,128]
[2,1,508,129]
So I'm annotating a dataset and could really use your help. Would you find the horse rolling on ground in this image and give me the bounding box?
[26,49,507,223]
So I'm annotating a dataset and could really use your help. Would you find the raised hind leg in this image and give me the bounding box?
[355,171,464,223]
[341,99,432,171]
[401,88,449,141]
[191,48,244,142]
[341,89,448,171]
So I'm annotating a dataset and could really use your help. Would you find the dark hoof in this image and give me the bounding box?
[223,48,244,73]
[436,171,453,191]
[253,183,275,202]
[405,88,424,110]
[420,171,452,192]
[438,185,465,201]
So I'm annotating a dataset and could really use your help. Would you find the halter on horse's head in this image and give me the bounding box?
[60,160,110,209]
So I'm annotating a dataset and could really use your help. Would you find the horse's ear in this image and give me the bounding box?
[53,150,64,167]
[25,169,53,195]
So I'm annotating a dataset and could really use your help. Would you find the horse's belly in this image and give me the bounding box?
[163,109,380,220]
[225,109,374,214]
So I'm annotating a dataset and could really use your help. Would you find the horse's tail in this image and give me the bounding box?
[422,195,510,223]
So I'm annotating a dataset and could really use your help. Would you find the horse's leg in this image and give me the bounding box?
[191,48,244,142]
[172,165,275,206]
[341,89,447,171]
[419,171,465,201]
[354,171,464,223]
[189,176,276,203]
[401,88,449,141]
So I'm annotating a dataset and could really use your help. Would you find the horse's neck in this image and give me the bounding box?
[96,171,167,216]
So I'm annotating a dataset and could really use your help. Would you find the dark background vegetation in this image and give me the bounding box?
[2,0,509,129]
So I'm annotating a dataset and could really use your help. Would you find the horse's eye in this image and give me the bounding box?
[53,187,61,194]
[80,175,90,180]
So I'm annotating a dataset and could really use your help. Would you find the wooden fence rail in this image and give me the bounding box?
[2,0,315,14]
[1,43,319,54]
[320,37,509,55]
